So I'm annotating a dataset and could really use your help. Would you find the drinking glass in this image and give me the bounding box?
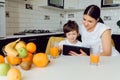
[50,42,59,59]
[90,44,100,66]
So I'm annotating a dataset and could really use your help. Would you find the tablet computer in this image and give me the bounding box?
[63,45,90,56]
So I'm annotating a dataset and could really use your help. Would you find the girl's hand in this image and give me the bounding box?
[68,49,87,56]
[68,51,80,56]
[79,49,88,56]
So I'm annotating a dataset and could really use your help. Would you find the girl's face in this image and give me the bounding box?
[66,30,78,44]
[82,15,98,32]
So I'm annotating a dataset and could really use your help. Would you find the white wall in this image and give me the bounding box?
[101,8,120,34]
[5,0,65,35]
[65,7,120,34]
[5,0,120,35]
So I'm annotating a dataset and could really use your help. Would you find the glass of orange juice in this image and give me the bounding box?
[90,44,100,66]
[50,42,59,59]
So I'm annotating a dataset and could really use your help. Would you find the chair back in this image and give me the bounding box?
[45,36,65,55]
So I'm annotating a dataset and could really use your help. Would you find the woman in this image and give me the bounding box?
[69,5,119,56]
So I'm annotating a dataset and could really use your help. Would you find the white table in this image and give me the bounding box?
[0,56,120,80]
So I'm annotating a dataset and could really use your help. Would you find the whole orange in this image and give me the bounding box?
[22,52,33,63]
[33,53,49,67]
[0,55,4,63]
[26,42,36,53]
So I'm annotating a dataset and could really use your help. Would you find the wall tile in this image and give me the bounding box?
[6,0,64,35]
[5,0,120,35]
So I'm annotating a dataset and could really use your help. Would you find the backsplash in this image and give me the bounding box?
[101,8,120,34]
[5,0,120,35]
[65,7,120,34]
[5,0,65,35]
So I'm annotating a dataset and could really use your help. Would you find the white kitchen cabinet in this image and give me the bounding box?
[64,0,79,10]
[78,0,101,10]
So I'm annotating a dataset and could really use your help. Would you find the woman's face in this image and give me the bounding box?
[82,15,98,31]
[66,30,78,44]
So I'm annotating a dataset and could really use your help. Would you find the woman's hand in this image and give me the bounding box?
[68,49,88,56]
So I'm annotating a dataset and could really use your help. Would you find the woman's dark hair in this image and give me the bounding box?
[63,20,79,34]
[84,5,104,23]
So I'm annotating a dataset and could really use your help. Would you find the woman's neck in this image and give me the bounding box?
[87,27,95,32]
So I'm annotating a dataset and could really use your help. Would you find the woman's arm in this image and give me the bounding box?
[69,29,112,56]
[100,29,112,56]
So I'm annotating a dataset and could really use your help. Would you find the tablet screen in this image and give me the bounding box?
[63,45,90,56]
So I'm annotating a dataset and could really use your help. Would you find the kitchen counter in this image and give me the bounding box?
[0,32,64,40]
[0,32,64,56]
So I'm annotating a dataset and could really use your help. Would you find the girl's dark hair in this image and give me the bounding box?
[84,5,104,23]
[63,20,79,34]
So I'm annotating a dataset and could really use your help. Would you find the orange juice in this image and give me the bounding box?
[50,47,59,58]
[90,54,99,64]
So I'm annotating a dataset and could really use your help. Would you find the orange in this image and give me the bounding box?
[33,53,49,67]
[90,54,99,64]
[0,55,4,63]
[22,52,33,63]
[6,56,22,66]
[26,42,36,53]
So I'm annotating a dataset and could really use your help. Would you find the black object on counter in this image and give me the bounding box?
[117,20,120,28]
[13,33,26,35]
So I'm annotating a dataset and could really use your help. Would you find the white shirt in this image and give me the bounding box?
[79,22,120,56]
